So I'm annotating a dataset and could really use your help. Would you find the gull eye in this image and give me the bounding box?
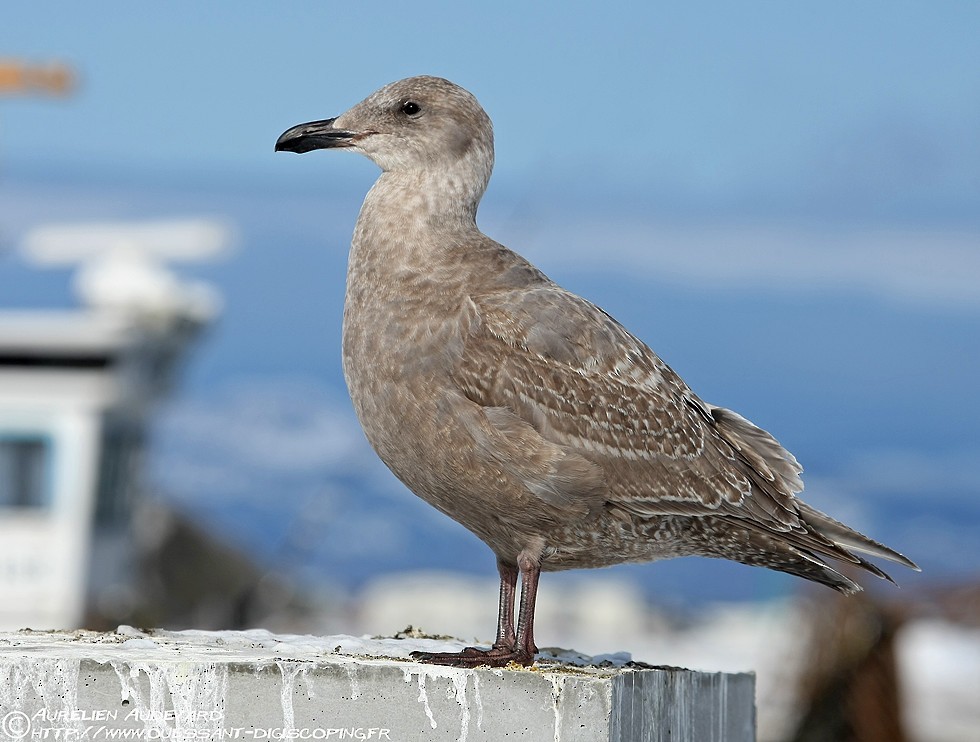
[401,101,421,116]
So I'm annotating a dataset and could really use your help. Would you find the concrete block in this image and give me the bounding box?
[0,628,754,741]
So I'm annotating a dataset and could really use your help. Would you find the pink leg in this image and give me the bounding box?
[492,560,518,650]
[412,557,540,668]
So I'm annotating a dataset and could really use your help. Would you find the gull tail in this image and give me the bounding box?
[798,501,921,573]
[708,403,919,588]
[720,525,864,595]
[723,499,919,593]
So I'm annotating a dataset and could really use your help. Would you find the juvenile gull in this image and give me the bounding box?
[276,76,918,667]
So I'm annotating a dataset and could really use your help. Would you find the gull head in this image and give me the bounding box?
[275,76,494,181]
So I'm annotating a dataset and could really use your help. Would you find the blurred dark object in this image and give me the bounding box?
[790,590,907,742]
[86,500,315,632]
[914,580,980,628]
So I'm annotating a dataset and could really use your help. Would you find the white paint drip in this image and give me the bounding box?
[472,672,484,730]
[110,661,228,736]
[303,665,317,701]
[170,663,228,730]
[449,673,471,742]
[416,673,437,729]
[548,673,567,742]
[276,661,305,731]
[0,658,82,734]
[400,664,475,740]
[344,662,361,700]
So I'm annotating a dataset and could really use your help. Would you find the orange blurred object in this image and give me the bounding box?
[0,59,75,96]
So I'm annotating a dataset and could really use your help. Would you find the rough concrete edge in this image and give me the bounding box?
[608,667,756,742]
[1,638,756,742]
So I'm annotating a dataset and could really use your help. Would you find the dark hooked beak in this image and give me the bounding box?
[275,118,356,154]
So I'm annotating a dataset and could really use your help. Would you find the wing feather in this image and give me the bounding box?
[453,285,804,533]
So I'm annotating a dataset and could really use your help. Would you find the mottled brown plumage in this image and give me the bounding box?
[276,76,918,667]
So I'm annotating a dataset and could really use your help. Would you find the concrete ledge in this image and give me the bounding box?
[0,628,754,741]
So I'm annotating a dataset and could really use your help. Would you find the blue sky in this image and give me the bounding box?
[3,2,979,221]
[2,2,979,600]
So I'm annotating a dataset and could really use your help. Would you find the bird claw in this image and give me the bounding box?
[411,646,535,668]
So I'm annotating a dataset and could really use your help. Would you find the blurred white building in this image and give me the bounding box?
[0,219,231,630]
